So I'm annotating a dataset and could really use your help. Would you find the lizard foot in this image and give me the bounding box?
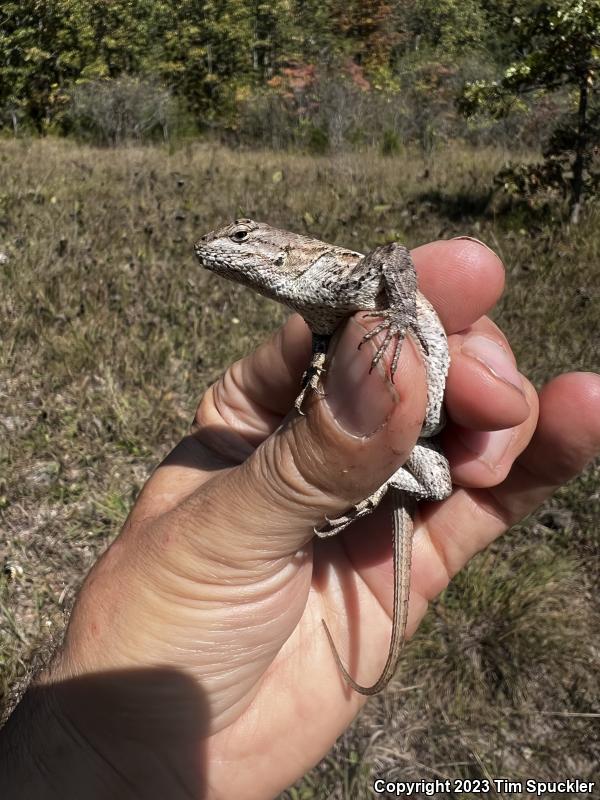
[295,352,327,412]
[314,484,388,538]
[359,310,430,379]
[359,310,408,378]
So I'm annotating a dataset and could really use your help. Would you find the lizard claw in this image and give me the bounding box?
[360,312,407,379]
[360,310,431,380]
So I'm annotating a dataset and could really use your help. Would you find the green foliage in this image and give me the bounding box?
[460,0,600,217]
[2,0,599,215]
[0,0,168,131]
[0,0,328,131]
[0,0,509,135]
[461,1,600,113]
[0,1,69,131]
[402,0,488,56]
[380,128,401,155]
[156,0,294,121]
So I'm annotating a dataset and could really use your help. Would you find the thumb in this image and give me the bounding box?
[206,313,429,554]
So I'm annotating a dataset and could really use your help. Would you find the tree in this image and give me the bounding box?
[459,0,600,221]
[0,0,170,132]
[401,0,487,57]
[0,1,71,132]
[329,0,402,81]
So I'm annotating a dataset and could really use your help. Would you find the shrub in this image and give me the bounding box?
[381,129,401,156]
[66,77,176,146]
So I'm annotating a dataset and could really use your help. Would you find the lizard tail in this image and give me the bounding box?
[321,488,415,695]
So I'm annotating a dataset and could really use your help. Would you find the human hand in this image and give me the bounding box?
[3,239,599,800]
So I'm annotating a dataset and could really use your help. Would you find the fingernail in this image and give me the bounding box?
[452,235,497,256]
[456,427,514,469]
[462,335,524,393]
[326,318,398,436]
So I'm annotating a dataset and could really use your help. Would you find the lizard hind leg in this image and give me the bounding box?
[321,488,416,695]
[295,333,330,413]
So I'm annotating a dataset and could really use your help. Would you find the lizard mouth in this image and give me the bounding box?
[194,246,234,275]
[194,245,216,267]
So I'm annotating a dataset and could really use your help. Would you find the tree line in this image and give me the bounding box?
[0,0,598,216]
[0,0,542,131]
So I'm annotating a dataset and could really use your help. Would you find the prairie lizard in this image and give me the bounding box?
[194,219,452,694]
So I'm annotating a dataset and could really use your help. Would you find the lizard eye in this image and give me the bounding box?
[231,229,249,242]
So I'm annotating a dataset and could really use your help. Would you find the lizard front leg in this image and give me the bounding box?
[357,243,430,377]
[296,245,423,410]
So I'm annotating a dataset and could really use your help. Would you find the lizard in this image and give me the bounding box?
[194,219,452,695]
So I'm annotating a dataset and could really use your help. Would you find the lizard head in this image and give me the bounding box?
[194,219,330,293]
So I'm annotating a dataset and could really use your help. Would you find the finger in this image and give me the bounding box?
[136,314,424,521]
[443,372,539,488]
[161,312,528,519]
[193,314,312,450]
[131,307,432,563]
[491,371,600,519]
[412,237,505,333]
[446,317,530,430]
[182,316,430,552]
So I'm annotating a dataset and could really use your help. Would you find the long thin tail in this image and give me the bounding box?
[321,489,415,695]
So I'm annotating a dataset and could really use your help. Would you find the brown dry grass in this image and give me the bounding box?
[0,137,598,797]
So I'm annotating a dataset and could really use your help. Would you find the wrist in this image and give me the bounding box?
[0,680,118,798]
[0,666,207,798]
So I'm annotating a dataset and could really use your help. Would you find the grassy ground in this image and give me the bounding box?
[0,138,598,796]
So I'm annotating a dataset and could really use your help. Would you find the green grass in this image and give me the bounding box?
[0,137,598,793]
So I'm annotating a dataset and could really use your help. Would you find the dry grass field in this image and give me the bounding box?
[0,137,598,797]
